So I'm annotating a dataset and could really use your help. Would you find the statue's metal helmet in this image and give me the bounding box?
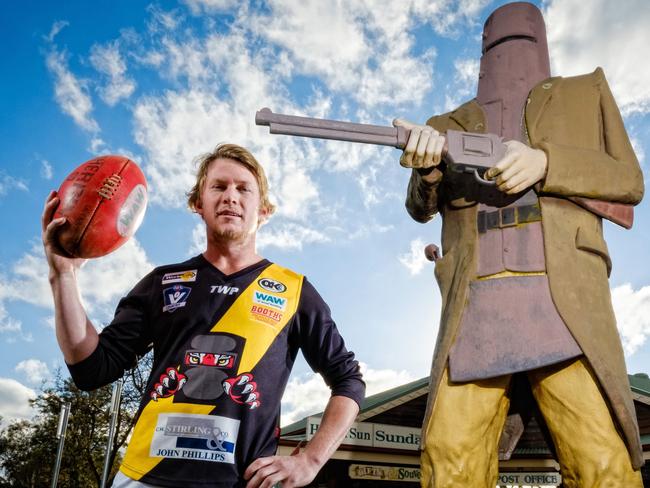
[482,1,550,59]
[477,2,551,140]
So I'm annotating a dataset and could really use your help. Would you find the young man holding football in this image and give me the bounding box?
[42,143,365,488]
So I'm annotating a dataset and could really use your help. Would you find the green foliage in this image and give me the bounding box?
[0,355,151,487]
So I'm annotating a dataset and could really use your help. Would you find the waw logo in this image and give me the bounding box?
[253,291,287,310]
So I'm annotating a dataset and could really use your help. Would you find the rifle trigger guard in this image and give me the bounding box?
[474,169,496,186]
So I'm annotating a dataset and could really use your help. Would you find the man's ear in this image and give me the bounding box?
[194,198,204,216]
[257,206,270,227]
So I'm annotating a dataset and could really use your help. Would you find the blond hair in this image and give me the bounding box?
[187,143,276,216]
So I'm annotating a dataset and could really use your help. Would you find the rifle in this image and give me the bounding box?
[255,108,634,228]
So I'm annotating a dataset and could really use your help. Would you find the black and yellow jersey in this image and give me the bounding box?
[68,255,364,487]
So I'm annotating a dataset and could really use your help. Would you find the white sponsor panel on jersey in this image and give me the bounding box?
[150,413,240,464]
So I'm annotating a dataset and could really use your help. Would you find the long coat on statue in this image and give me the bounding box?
[407,67,645,468]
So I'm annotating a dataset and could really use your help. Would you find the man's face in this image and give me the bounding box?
[196,158,267,243]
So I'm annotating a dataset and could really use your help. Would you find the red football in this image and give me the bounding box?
[53,155,148,258]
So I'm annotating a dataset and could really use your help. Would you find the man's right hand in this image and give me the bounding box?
[393,119,445,172]
[42,190,98,365]
[42,190,86,277]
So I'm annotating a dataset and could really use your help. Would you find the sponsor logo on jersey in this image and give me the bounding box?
[252,291,287,311]
[250,305,283,323]
[163,285,191,312]
[185,352,236,368]
[210,285,239,296]
[150,413,240,464]
[257,277,287,293]
[162,269,198,284]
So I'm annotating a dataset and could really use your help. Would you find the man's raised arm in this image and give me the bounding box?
[42,190,99,364]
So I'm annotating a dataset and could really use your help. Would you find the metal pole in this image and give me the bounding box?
[51,402,71,488]
[100,380,123,488]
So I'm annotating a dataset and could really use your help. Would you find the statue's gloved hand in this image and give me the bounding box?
[485,140,548,194]
[393,119,445,180]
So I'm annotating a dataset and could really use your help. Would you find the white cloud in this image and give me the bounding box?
[255,1,367,83]
[545,0,650,115]
[76,239,154,315]
[280,372,330,427]
[0,239,153,339]
[0,281,33,342]
[43,316,55,330]
[398,238,428,275]
[412,0,488,37]
[443,57,480,111]
[138,50,166,68]
[257,223,329,251]
[0,378,35,422]
[0,309,21,334]
[346,222,395,241]
[246,0,489,109]
[90,41,136,105]
[89,137,107,154]
[2,244,56,310]
[161,37,211,85]
[133,89,232,208]
[612,283,650,355]
[45,48,99,132]
[454,58,479,83]
[630,135,646,168]
[0,173,28,197]
[45,20,69,42]
[146,5,183,32]
[40,159,53,180]
[182,0,238,15]
[15,359,50,385]
[362,364,417,396]
[249,0,439,109]
[453,57,479,94]
[189,221,206,256]
[274,166,319,220]
[280,364,415,426]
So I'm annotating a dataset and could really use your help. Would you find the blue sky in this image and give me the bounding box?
[1,0,649,426]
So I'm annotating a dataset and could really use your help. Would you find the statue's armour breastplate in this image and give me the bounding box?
[476,97,545,276]
[448,102,582,382]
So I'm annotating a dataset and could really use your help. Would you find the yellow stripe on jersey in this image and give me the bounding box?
[213,264,302,373]
[120,396,215,480]
[120,263,303,480]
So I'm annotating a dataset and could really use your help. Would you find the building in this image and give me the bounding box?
[280,373,650,487]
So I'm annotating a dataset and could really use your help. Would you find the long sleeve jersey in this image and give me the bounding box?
[68,255,364,487]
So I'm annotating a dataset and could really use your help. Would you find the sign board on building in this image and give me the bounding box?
[498,472,561,487]
[347,466,560,487]
[306,417,421,451]
[348,464,420,482]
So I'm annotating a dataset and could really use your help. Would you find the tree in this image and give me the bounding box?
[0,353,152,487]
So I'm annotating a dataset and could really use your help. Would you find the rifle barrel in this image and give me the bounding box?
[256,108,409,148]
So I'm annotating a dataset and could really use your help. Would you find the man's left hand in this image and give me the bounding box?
[485,141,548,194]
[244,453,319,488]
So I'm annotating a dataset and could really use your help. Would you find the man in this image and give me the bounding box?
[394,2,644,487]
[42,143,365,488]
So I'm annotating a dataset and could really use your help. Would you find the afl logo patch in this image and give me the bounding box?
[257,278,287,293]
